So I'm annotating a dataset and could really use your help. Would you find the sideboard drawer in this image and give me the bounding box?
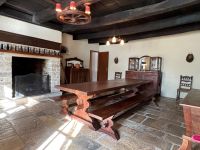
[125,70,162,95]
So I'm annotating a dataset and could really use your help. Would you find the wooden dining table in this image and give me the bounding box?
[56,79,152,139]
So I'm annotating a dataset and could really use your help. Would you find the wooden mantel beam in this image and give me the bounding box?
[62,0,200,32]
[75,11,200,40]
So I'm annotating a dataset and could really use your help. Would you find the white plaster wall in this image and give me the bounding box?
[99,30,200,98]
[91,52,99,82]
[62,33,99,68]
[0,16,62,43]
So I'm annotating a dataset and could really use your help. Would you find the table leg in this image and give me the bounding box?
[71,94,120,140]
[73,94,93,123]
[183,107,192,136]
[181,107,192,150]
[99,116,120,140]
[61,99,69,115]
[179,138,191,150]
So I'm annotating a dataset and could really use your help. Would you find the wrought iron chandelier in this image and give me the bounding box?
[55,1,91,25]
[106,36,125,46]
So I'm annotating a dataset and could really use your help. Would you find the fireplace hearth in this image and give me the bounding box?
[14,73,50,97]
[12,57,50,97]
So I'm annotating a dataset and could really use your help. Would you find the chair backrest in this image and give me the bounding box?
[179,75,193,90]
[115,72,122,79]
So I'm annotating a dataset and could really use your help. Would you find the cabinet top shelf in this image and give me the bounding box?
[128,56,162,71]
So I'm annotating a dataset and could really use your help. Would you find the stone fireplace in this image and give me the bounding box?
[12,57,50,97]
[0,52,60,99]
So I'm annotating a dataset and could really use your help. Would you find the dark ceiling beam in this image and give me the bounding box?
[0,6,33,22]
[63,0,200,32]
[88,22,200,44]
[5,1,33,15]
[32,7,55,23]
[75,11,200,40]
[42,0,56,5]
[0,0,6,6]
[33,0,66,24]
[0,6,62,31]
[33,0,101,23]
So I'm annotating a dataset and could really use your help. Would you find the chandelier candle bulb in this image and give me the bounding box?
[55,3,62,12]
[120,39,125,45]
[56,0,91,25]
[70,1,76,10]
[85,5,91,15]
[112,36,117,43]
[106,41,110,46]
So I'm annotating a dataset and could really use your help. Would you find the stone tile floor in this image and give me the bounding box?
[0,96,195,150]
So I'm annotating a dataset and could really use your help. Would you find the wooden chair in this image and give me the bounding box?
[176,75,193,101]
[114,72,122,94]
[115,72,122,79]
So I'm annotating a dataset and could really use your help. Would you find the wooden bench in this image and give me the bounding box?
[89,90,134,111]
[89,91,154,120]
[88,90,155,140]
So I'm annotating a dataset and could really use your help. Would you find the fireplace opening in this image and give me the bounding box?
[12,57,50,97]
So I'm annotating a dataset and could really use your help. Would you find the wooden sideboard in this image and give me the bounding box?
[126,70,162,95]
[65,67,90,84]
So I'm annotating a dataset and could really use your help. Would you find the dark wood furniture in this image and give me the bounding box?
[176,75,193,101]
[65,67,90,84]
[65,57,90,84]
[179,89,200,150]
[126,70,162,96]
[0,30,61,50]
[66,57,84,68]
[56,79,155,140]
[0,30,61,58]
[115,72,122,79]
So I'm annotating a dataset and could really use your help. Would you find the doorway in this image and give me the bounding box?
[90,50,109,81]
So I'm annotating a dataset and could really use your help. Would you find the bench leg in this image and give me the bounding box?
[61,99,69,115]
[73,94,93,122]
[176,89,180,101]
[179,136,192,150]
[99,116,120,140]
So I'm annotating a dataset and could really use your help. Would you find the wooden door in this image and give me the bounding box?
[97,52,109,81]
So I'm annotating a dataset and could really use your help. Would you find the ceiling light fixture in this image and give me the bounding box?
[112,36,117,43]
[55,1,91,25]
[55,3,62,12]
[120,39,125,45]
[106,41,110,46]
[106,36,125,46]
